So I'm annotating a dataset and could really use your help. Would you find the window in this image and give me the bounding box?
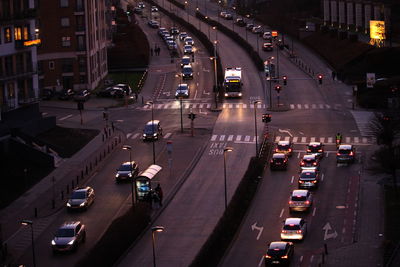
[49,61,55,70]
[76,0,84,11]
[61,17,70,27]
[4,27,12,43]
[77,35,85,51]
[60,0,69,7]
[14,27,22,40]
[78,57,86,72]
[79,75,86,83]
[76,16,85,31]
[16,54,24,72]
[62,36,71,47]
[23,25,30,40]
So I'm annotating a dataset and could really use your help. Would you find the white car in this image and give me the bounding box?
[151,6,158,12]
[263,31,272,40]
[179,32,188,41]
[184,36,194,46]
[252,25,263,34]
[183,45,193,54]
[289,190,313,212]
[175,83,190,98]
[280,218,307,240]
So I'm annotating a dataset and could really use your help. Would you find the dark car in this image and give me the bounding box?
[74,89,90,102]
[115,161,139,182]
[41,89,54,100]
[67,186,95,211]
[270,153,288,170]
[337,144,356,163]
[298,169,319,189]
[143,120,163,141]
[114,83,132,95]
[51,221,86,253]
[306,142,324,159]
[182,65,193,79]
[264,241,294,266]
[235,18,246,27]
[170,27,179,35]
[58,89,75,100]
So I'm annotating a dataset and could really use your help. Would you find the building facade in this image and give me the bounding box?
[0,0,39,113]
[38,0,108,93]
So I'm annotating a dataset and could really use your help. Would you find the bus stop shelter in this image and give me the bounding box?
[134,164,162,201]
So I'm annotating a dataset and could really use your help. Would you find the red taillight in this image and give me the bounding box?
[289,201,293,204]
[275,149,279,152]
[281,230,287,233]
[318,149,322,152]
[299,180,304,183]
[336,152,340,156]
[296,230,302,234]
[300,162,305,166]
[305,200,310,204]
[306,149,311,152]
[281,255,288,259]
[288,148,292,152]
[312,180,317,183]
[313,162,317,165]
[350,151,354,156]
[265,255,272,258]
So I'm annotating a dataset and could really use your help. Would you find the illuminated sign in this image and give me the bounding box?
[271,31,278,37]
[370,20,385,40]
[24,39,41,47]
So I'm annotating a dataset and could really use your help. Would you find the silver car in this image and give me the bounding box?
[67,187,95,211]
[51,221,86,253]
[280,218,307,241]
[115,161,139,182]
[289,190,313,212]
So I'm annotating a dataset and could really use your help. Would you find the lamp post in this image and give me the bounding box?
[21,220,36,267]
[122,145,135,205]
[223,147,233,210]
[212,41,218,109]
[245,14,250,42]
[184,1,189,22]
[196,7,200,30]
[232,6,236,32]
[212,26,218,43]
[206,16,210,39]
[151,226,165,267]
[253,100,261,157]
[179,97,183,133]
[147,101,156,164]
[217,0,221,22]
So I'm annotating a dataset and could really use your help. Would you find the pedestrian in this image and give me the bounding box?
[155,183,163,206]
[111,121,115,132]
[156,47,160,56]
[150,48,153,56]
[332,71,336,81]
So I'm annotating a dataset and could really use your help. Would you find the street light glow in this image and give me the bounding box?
[21,220,33,225]
[152,226,165,233]
[224,147,234,153]
[122,145,131,150]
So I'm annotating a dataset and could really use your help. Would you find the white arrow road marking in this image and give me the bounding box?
[203,90,210,95]
[59,114,73,121]
[279,208,284,218]
[251,222,264,240]
[278,129,293,137]
[323,222,338,240]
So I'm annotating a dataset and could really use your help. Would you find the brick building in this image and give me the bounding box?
[37,0,108,93]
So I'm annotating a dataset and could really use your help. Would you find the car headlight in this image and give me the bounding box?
[51,240,56,245]
[153,133,157,136]
[224,93,228,96]
[115,174,119,177]
[80,202,86,207]
[143,134,146,137]
[128,173,132,177]
[238,93,242,96]
[68,240,75,245]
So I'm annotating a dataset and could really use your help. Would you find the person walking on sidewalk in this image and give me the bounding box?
[155,183,163,206]
[150,48,154,56]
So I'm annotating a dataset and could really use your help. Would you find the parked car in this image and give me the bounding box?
[51,221,86,253]
[264,241,294,266]
[114,83,132,95]
[115,161,139,182]
[74,89,90,102]
[58,89,75,100]
[175,83,190,98]
[67,186,95,211]
[97,86,123,98]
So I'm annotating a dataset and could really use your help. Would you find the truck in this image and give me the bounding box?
[223,67,243,98]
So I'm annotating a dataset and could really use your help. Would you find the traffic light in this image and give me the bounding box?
[283,75,287,85]
[262,113,271,123]
[275,85,282,93]
[318,74,323,85]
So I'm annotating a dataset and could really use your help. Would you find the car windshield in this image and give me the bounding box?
[118,164,131,171]
[338,149,351,154]
[283,224,301,230]
[178,86,187,91]
[71,191,86,199]
[277,144,289,150]
[291,195,307,201]
[300,172,316,179]
[267,248,285,256]
[183,67,192,74]
[273,158,285,163]
[144,124,156,134]
[308,145,321,152]
[182,58,190,64]
[56,228,75,237]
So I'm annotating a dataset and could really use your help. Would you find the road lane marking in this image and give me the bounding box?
[131,133,140,139]
[219,135,225,141]
[59,114,73,121]
[126,133,132,139]
[211,135,217,141]
[321,173,324,181]
[236,135,242,141]
[291,176,294,183]
[163,133,172,139]
[258,256,265,267]
[227,135,234,141]
[244,135,250,142]
[279,208,284,218]
[312,207,316,216]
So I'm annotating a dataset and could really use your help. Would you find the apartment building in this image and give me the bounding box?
[38,0,108,93]
[0,0,39,113]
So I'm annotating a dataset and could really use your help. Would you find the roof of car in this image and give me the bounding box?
[178,83,188,87]
[284,218,302,225]
[291,190,309,197]
[146,120,160,125]
[269,241,289,249]
[301,169,317,174]
[121,161,136,166]
[303,154,316,160]
[338,144,353,149]
[272,153,286,158]
[72,187,90,193]
[60,221,81,229]
[277,140,291,145]
[308,142,322,146]
[183,64,192,69]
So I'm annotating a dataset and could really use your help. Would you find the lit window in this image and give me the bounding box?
[4,27,12,43]
[23,26,29,40]
[14,27,22,40]
[61,17,70,27]
[62,36,71,47]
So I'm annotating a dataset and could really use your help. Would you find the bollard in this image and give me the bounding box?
[52,199,55,209]
[66,185,69,194]
[324,243,328,254]
[322,253,325,264]
[34,208,38,218]
[61,190,64,200]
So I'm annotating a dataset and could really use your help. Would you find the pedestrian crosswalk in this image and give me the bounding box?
[209,134,373,145]
[126,132,173,140]
[351,110,375,137]
[138,102,343,110]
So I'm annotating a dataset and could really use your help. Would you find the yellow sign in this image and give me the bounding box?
[370,20,385,40]
[24,39,41,47]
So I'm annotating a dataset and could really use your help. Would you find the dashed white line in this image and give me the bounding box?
[59,114,73,121]
[227,135,234,141]
[312,207,316,216]
[131,133,140,139]
[321,173,325,181]
[258,255,265,267]
[279,208,284,218]
[126,133,132,139]
[236,135,242,141]
[163,133,172,139]
[291,176,294,183]
[211,135,217,141]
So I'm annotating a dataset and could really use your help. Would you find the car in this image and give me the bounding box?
[289,189,313,212]
[148,20,159,28]
[183,45,193,54]
[167,40,178,50]
[67,186,95,211]
[300,154,320,170]
[224,12,233,20]
[270,153,288,170]
[164,35,174,43]
[180,56,191,67]
[275,140,293,156]
[58,89,75,100]
[143,120,163,141]
[158,27,167,35]
[306,142,324,159]
[280,218,307,241]
[115,161,139,182]
[337,144,356,163]
[219,11,227,18]
[162,33,171,41]
[51,221,86,253]
[263,42,273,51]
[298,169,319,189]
[97,86,124,98]
[138,2,145,8]
[263,31,272,40]
[114,83,132,95]
[184,36,194,46]
[151,6,158,12]
[235,18,246,27]
[133,7,143,14]
[246,23,254,31]
[74,89,90,102]
[170,27,179,35]
[264,241,294,266]
[182,64,193,79]
[41,89,55,100]
[178,32,188,41]
[252,25,263,34]
[175,83,189,98]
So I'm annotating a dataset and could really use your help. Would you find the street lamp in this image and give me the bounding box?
[253,100,261,157]
[245,14,250,42]
[184,1,189,22]
[151,226,165,267]
[21,220,36,267]
[223,147,233,210]
[147,101,156,164]
[196,7,200,29]
[212,26,218,42]
[211,40,218,109]
[122,145,135,205]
